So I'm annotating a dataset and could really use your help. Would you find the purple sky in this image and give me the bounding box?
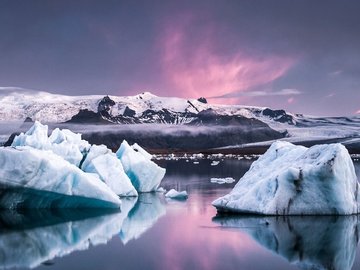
[0,0,359,116]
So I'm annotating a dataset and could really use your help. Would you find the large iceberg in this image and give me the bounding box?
[213,141,359,215]
[116,140,166,192]
[0,147,121,208]
[81,144,138,197]
[213,215,359,270]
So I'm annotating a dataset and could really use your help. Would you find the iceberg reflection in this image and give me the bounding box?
[0,208,124,269]
[213,215,360,270]
[119,193,166,244]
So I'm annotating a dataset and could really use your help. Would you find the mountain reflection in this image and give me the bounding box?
[213,215,360,270]
[0,194,166,269]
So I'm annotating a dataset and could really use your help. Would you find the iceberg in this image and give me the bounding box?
[116,140,166,192]
[81,144,138,197]
[213,215,359,270]
[213,141,359,215]
[165,189,188,200]
[0,147,121,208]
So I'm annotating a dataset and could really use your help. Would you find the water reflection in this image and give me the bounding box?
[120,193,166,244]
[0,208,122,269]
[213,215,360,270]
[0,193,166,269]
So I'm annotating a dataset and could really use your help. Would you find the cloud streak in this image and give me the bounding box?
[159,15,296,102]
[211,88,302,99]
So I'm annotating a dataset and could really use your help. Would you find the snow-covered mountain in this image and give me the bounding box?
[0,87,298,126]
[1,88,359,152]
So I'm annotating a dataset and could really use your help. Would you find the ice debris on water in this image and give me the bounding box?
[165,189,188,200]
[210,177,235,184]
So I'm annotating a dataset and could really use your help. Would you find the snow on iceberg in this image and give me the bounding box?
[81,145,138,197]
[165,189,188,200]
[213,216,359,270]
[0,147,121,208]
[12,121,90,167]
[116,140,166,192]
[213,141,359,215]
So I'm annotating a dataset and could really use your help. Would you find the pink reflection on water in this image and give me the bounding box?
[156,194,261,270]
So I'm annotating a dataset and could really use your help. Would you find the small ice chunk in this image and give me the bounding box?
[211,161,220,166]
[165,189,188,200]
[156,187,166,193]
[116,140,166,192]
[210,177,235,184]
[193,161,199,164]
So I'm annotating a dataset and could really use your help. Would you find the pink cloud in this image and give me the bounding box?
[287,97,295,104]
[356,110,360,114]
[159,16,296,102]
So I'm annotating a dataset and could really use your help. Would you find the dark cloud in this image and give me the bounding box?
[0,0,359,115]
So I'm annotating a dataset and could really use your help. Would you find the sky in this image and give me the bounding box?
[0,0,359,116]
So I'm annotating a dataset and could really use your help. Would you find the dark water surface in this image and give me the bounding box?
[1,158,360,270]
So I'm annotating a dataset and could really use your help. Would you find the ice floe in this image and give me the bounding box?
[210,177,235,184]
[165,189,188,200]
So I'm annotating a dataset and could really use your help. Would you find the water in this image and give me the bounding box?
[1,158,360,270]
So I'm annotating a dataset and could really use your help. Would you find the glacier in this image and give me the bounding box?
[0,147,121,208]
[213,141,359,215]
[213,215,359,270]
[116,140,166,192]
[81,144,138,197]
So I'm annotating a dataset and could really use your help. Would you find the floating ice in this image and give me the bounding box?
[81,145,137,197]
[210,177,235,184]
[211,161,220,166]
[0,147,121,208]
[165,189,188,200]
[213,141,359,215]
[116,140,166,192]
[156,187,167,193]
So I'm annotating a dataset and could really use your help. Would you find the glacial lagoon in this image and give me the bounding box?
[1,158,360,270]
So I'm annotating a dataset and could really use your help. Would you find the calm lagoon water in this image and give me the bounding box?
[1,158,360,270]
